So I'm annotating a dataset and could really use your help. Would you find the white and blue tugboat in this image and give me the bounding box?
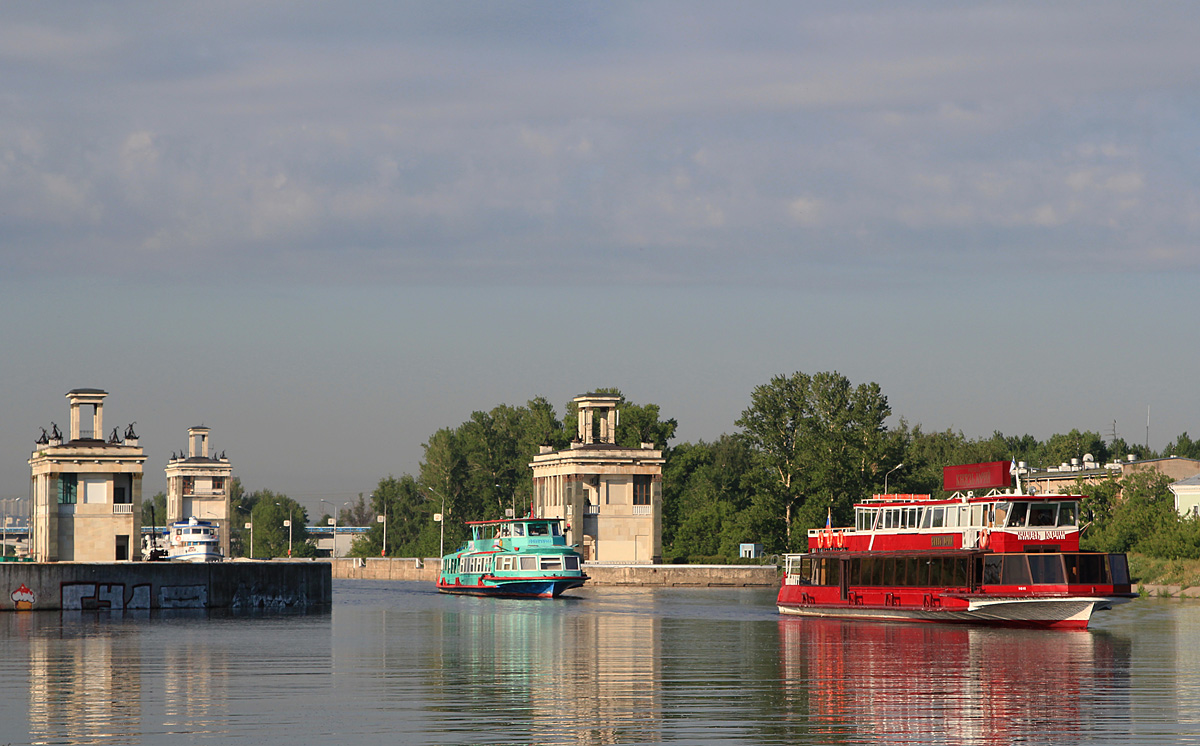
[437,517,587,598]
[167,516,223,562]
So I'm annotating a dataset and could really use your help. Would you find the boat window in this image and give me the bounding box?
[920,508,931,529]
[1028,554,1065,584]
[906,508,919,528]
[512,524,525,537]
[528,523,550,537]
[1008,502,1029,527]
[881,510,893,529]
[519,556,537,570]
[1057,502,1078,527]
[944,508,957,528]
[930,507,944,528]
[564,556,580,571]
[970,504,984,527]
[1108,554,1130,585]
[983,556,1003,584]
[1029,503,1058,527]
[995,502,1011,527]
[864,559,878,585]
[550,523,562,536]
[1000,556,1032,585]
[540,556,563,570]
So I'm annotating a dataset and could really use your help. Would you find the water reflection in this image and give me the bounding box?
[778,618,1132,745]
[429,596,661,744]
[7,608,328,746]
[27,618,143,745]
[0,584,1181,746]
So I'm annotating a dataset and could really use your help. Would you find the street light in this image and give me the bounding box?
[885,463,904,494]
[377,498,387,558]
[237,505,253,558]
[277,502,293,558]
[428,486,445,558]
[320,499,332,558]
[2,497,21,559]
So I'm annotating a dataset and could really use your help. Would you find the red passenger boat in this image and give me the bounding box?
[776,461,1137,629]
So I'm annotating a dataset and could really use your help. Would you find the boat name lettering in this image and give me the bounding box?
[930,536,954,547]
[1015,530,1068,541]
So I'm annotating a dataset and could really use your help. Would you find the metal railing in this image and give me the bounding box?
[112,504,133,514]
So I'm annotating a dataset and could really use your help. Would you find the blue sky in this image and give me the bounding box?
[2,3,1198,516]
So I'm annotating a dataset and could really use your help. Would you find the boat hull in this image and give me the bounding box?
[169,550,223,563]
[777,593,1134,629]
[437,576,587,599]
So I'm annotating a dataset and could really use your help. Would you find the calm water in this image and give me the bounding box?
[1,581,1198,746]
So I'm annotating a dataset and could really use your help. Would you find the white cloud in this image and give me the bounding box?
[787,197,823,227]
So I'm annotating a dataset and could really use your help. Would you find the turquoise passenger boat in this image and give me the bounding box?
[437,517,588,598]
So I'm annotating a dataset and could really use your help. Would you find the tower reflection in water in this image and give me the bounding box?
[432,594,660,744]
[26,614,144,745]
[778,618,1131,745]
[23,610,231,745]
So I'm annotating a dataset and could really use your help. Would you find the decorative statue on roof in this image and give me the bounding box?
[36,427,49,445]
[125,422,138,440]
[51,422,62,441]
[109,427,121,444]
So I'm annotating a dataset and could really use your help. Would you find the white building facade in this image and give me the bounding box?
[28,389,146,562]
[530,394,664,564]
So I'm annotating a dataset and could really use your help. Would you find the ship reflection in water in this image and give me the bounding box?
[778,617,1132,745]
[2,584,1183,745]
[428,590,662,745]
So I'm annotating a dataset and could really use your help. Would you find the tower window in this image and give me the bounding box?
[633,475,652,506]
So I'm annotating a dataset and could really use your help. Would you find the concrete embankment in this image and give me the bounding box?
[1139,584,1200,598]
[1,561,331,611]
[329,557,779,587]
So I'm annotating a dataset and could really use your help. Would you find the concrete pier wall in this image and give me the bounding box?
[1,561,332,611]
[328,557,778,587]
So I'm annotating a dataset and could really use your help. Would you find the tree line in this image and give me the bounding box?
[142,372,1200,561]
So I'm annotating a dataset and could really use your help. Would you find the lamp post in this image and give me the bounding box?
[237,505,253,558]
[428,486,445,558]
[377,503,387,558]
[320,499,332,558]
[2,497,19,558]
[885,463,904,494]
[277,502,293,558]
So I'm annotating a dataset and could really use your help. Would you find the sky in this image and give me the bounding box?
[2,3,1199,518]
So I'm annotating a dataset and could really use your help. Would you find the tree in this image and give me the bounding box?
[1079,471,1177,555]
[736,371,892,550]
[1163,433,1200,460]
[339,494,376,527]
[230,488,315,558]
[140,492,167,529]
[348,475,442,558]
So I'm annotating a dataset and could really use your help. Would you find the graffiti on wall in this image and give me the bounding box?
[59,583,209,610]
[11,583,35,610]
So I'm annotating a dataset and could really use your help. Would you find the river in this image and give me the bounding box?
[1,581,1197,745]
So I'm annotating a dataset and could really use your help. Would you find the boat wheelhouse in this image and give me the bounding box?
[777,461,1136,629]
[166,516,223,563]
[437,517,588,598]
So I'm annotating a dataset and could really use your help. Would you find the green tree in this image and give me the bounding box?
[1080,471,1176,554]
[1042,429,1109,469]
[348,475,441,558]
[140,491,167,529]
[736,371,892,549]
[339,494,376,527]
[1163,433,1200,460]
